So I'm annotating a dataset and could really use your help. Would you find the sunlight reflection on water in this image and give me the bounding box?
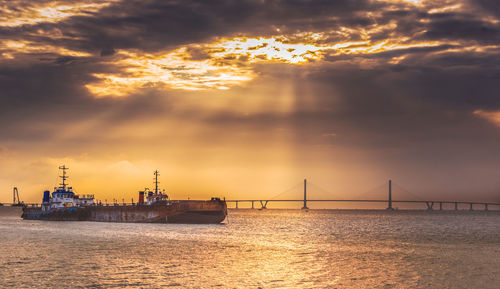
[0,208,499,288]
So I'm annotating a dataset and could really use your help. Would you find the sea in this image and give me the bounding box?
[0,207,499,288]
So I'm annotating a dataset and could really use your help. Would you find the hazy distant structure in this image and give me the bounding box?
[12,187,23,206]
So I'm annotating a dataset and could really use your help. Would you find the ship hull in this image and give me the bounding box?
[22,200,227,224]
[166,210,227,224]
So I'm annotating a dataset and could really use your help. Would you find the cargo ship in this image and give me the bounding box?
[22,166,227,224]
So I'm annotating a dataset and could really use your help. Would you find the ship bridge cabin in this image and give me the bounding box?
[50,187,77,209]
[138,189,169,205]
[47,188,95,210]
[147,192,169,204]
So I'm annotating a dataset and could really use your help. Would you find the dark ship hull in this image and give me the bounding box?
[22,200,227,224]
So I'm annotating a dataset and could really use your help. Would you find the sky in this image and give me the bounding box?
[1,0,500,205]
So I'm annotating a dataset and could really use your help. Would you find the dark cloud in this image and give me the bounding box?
[1,0,499,122]
[424,16,500,43]
[0,59,172,145]
[1,0,377,54]
[470,0,500,17]
[3,0,499,58]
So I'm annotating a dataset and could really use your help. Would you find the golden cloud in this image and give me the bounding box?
[0,1,117,27]
[85,49,256,97]
[86,35,446,97]
[1,40,92,59]
[380,0,423,4]
[474,110,500,127]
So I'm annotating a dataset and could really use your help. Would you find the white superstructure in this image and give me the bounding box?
[42,166,95,211]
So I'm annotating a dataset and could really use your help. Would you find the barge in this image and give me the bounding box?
[22,166,227,224]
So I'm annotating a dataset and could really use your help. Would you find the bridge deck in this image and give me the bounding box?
[226,199,500,205]
[225,199,500,210]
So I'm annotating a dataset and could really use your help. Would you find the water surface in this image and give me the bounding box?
[1,207,499,288]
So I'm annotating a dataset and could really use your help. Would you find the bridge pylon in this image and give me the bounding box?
[302,178,309,210]
[386,179,394,210]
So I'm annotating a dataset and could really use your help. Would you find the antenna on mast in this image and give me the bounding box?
[59,165,69,191]
[154,170,159,194]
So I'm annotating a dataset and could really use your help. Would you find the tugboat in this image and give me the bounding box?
[22,166,227,224]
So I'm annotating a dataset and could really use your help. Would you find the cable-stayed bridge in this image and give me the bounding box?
[226,179,500,211]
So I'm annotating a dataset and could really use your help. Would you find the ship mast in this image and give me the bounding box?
[154,170,159,194]
[59,165,69,191]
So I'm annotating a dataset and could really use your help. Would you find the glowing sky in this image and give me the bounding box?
[1,0,500,205]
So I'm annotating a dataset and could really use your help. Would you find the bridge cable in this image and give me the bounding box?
[347,182,388,200]
[268,181,304,200]
[307,182,336,198]
[391,182,425,201]
[306,181,389,200]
